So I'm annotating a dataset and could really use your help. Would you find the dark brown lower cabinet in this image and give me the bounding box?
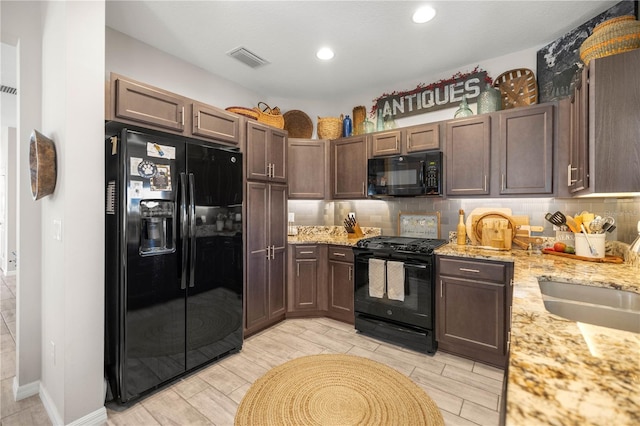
[436,255,513,367]
[326,246,355,324]
[286,245,328,317]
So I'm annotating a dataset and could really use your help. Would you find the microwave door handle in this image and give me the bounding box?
[420,161,425,187]
[188,173,196,288]
[179,173,188,290]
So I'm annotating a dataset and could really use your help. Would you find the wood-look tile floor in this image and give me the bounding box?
[1,272,504,425]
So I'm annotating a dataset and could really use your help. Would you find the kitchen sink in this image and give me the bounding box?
[537,280,640,333]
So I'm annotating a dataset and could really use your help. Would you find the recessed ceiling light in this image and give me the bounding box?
[412,6,436,24]
[316,47,335,60]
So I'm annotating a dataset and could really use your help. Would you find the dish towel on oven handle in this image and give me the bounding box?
[386,260,405,301]
[368,258,386,298]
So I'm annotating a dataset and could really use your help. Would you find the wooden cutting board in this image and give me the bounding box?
[542,249,624,264]
[465,208,512,245]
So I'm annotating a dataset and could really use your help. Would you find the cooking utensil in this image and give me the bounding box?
[466,208,512,245]
[580,224,598,256]
[545,211,567,227]
[564,216,579,233]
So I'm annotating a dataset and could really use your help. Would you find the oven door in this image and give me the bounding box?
[354,252,434,329]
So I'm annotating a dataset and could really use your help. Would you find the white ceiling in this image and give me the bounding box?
[105,0,620,101]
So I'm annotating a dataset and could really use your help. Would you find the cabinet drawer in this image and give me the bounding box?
[295,245,318,259]
[439,257,506,283]
[328,246,354,262]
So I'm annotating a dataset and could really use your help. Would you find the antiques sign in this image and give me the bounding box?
[375,71,487,120]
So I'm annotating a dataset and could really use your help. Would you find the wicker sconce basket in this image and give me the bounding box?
[29,130,57,200]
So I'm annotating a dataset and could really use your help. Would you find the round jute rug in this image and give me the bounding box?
[234,353,445,426]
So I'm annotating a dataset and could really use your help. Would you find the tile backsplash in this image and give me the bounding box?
[288,197,640,244]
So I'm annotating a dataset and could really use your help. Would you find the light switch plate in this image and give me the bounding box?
[53,219,62,241]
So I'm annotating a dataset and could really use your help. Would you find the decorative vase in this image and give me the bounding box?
[477,83,502,114]
[376,109,384,131]
[454,95,473,118]
[383,114,397,130]
[342,115,353,137]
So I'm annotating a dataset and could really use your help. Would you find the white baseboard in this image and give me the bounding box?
[39,384,63,426]
[13,377,39,400]
[67,406,108,426]
[39,383,107,426]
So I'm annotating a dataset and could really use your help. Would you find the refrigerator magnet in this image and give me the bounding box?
[130,181,144,199]
[137,159,157,178]
[147,142,176,160]
[150,165,172,191]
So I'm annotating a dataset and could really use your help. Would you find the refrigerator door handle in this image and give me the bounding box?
[188,173,196,288]
[179,172,188,290]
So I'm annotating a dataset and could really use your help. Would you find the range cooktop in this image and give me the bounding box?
[355,236,448,254]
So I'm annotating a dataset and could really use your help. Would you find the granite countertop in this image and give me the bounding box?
[436,244,640,426]
[287,226,381,246]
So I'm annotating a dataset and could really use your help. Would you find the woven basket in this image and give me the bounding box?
[493,68,538,109]
[253,102,285,129]
[579,15,640,64]
[283,110,313,138]
[317,115,343,140]
[352,106,367,135]
[225,106,259,120]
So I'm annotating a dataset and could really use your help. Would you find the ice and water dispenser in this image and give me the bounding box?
[139,200,175,255]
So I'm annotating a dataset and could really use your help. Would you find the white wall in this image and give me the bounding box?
[40,1,106,424]
[1,0,43,401]
[0,127,17,274]
[1,1,106,424]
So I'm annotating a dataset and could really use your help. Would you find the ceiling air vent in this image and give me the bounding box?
[227,47,269,69]
[1,85,17,95]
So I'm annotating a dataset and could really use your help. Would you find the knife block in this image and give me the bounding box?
[348,222,365,239]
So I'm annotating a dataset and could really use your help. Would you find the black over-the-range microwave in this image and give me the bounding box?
[367,151,442,197]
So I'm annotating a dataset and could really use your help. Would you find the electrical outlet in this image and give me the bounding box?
[348,212,356,220]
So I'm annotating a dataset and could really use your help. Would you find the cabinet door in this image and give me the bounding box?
[269,129,288,183]
[499,104,553,194]
[327,260,354,324]
[568,67,589,193]
[247,122,269,181]
[331,136,368,199]
[446,116,490,196]
[268,184,287,318]
[371,130,401,156]
[245,182,269,331]
[288,139,326,199]
[406,123,440,152]
[115,77,185,132]
[191,102,240,145]
[294,259,318,310]
[589,48,640,193]
[246,122,287,182]
[438,276,505,362]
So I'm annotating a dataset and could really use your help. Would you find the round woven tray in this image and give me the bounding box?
[493,68,538,109]
[283,110,313,138]
[579,15,640,64]
[235,354,444,426]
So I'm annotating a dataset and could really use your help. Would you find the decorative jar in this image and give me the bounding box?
[454,95,473,118]
[477,83,502,114]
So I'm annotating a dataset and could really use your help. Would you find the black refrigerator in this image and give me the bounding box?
[104,124,243,404]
